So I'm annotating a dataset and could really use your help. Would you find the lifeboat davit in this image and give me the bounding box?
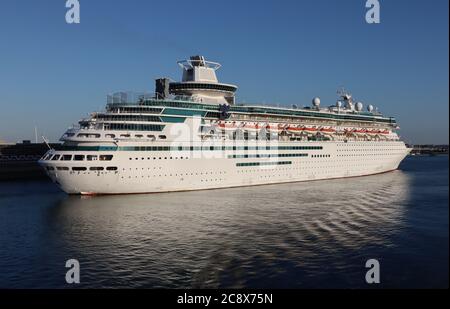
[335,128,346,135]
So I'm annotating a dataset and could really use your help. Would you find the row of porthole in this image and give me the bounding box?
[119,176,226,182]
[339,151,404,153]
[337,146,404,148]
[129,156,189,160]
[339,143,402,144]
[337,149,403,151]
[121,171,227,177]
[345,149,404,150]
[119,166,382,179]
[337,153,401,157]
[123,167,163,170]
[337,144,402,146]
[237,164,372,172]
[133,171,226,175]
[337,145,401,147]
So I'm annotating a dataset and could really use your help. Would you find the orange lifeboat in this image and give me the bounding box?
[353,128,367,136]
[217,121,237,132]
[286,125,304,135]
[319,127,336,135]
[266,123,285,134]
[303,125,319,134]
[242,122,260,133]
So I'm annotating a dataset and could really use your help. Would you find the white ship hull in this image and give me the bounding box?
[40,141,411,195]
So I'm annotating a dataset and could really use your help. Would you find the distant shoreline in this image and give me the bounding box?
[406,144,449,156]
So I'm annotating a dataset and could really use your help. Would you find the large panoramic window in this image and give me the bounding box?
[105,123,165,131]
[61,155,72,161]
[73,155,85,161]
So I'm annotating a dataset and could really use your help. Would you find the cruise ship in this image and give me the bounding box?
[39,56,411,194]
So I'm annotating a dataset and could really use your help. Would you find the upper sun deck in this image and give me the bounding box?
[103,56,397,126]
[104,93,396,126]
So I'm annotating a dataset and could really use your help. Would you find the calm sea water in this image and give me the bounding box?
[0,156,448,288]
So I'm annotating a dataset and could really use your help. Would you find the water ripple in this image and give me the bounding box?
[0,156,448,288]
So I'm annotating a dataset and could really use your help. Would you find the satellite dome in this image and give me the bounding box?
[336,101,342,108]
[355,102,363,111]
[312,97,321,107]
[367,104,374,112]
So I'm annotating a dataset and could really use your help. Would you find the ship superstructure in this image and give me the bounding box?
[39,56,411,194]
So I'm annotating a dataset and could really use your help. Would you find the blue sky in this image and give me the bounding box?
[0,0,448,144]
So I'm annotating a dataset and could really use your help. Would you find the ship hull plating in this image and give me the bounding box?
[40,141,411,195]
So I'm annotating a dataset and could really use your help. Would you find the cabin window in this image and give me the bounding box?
[74,155,85,161]
[106,166,118,171]
[57,166,69,171]
[89,167,104,171]
[105,134,116,138]
[99,155,113,161]
[185,68,194,80]
[72,167,87,171]
[147,135,156,140]
[46,166,55,171]
[87,155,98,161]
[61,155,72,161]
[120,134,131,138]
[51,155,60,161]
[77,133,100,138]
[159,135,167,140]
[135,134,143,138]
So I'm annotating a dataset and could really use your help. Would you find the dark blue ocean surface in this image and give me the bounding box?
[0,156,448,288]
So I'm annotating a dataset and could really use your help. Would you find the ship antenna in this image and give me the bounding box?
[34,126,38,144]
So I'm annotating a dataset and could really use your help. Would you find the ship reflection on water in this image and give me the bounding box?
[47,170,412,288]
[2,157,448,288]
